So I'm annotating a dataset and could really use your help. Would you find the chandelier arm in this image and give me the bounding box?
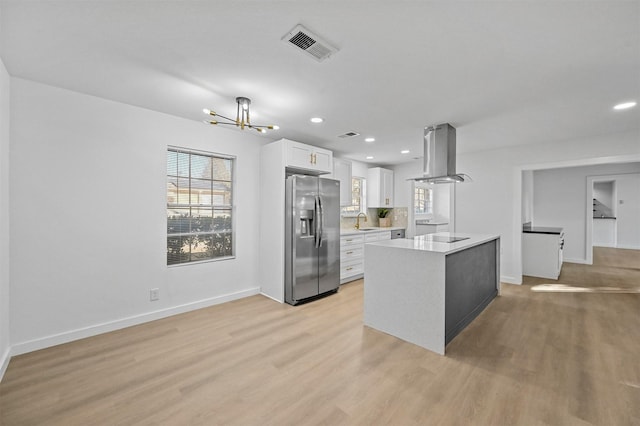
[212,113,236,123]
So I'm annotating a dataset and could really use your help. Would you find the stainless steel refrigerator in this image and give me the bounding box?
[285,175,340,305]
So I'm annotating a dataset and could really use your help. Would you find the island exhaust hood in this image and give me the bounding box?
[411,123,471,184]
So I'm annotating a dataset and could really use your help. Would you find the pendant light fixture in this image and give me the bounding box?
[203,97,279,133]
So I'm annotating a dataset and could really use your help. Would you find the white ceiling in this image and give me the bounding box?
[1,1,638,166]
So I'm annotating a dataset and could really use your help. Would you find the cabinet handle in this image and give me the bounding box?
[346,251,353,254]
[346,267,353,271]
[346,239,352,242]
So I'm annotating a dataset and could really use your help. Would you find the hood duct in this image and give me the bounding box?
[411,123,471,184]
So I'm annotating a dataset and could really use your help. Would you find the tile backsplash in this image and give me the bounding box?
[340,207,408,230]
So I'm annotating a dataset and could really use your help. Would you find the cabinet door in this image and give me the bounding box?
[285,140,333,174]
[287,141,314,169]
[367,167,394,207]
[313,148,333,173]
[334,159,352,206]
[381,168,394,207]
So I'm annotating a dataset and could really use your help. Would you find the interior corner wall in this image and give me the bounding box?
[0,57,11,378]
[451,132,639,284]
[532,163,640,261]
[9,78,266,354]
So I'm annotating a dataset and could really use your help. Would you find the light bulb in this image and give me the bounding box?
[613,101,637,110]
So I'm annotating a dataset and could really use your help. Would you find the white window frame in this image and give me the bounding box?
[167,146,236,266]
[414,186,433,216]
[341,176,367,217]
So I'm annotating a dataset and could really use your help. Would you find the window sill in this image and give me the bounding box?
[168,255,235,267]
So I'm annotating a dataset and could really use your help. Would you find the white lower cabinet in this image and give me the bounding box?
[523,232,564,280]
[340,230,392,284]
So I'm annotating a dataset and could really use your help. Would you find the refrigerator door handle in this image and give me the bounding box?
[314,195,322,249]
[318,195,324,248]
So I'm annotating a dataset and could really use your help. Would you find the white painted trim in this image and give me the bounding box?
[564,257,590,265]
[586,172,640,264]
[0,347,10,383]
[10,287,260,356]
[617,244,640,250]
[259,291,284,303]
[500,275,521,285]
[593,243,617,248]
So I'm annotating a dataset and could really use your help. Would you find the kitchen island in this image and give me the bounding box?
[363,233,500,355]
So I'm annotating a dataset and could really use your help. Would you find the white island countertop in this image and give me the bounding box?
[367,232,500,255]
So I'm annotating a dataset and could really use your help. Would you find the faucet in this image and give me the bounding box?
[355,213,367,229]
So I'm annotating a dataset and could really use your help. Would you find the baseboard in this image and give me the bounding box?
[593,243,617,248]
[616,244,640,250]
[0,346,10,383]
[564,257,589,264]
[10,287,260,357]
[260,291,284,304]
[500,275,521,285]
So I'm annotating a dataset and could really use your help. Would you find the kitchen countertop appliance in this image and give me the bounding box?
[285,175,340,305]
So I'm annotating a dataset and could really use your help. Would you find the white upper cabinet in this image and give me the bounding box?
[285,140,333,174]
[333,158,352,206]
[367,167,394,208]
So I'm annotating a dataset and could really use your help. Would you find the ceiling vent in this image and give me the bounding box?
[338,131,360,138]
[282,24,338,62]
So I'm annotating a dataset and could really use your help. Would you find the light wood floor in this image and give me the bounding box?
[1,247,639,425]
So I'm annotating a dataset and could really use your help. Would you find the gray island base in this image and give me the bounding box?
[363,233,500,355]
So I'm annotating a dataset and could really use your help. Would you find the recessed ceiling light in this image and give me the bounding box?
[366,156,374,160]
[401,150,410,154]
[613,101,637,110]
[364,137,375,143]
[310,117,324,123]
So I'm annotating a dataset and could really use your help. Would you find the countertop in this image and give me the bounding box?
[340,226,405,236]
[366,232,500,255]
[415,220,449,226]
[593,216,616,219]
[522,225,564,235]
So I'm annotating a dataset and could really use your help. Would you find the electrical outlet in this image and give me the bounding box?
[150,288,159,301]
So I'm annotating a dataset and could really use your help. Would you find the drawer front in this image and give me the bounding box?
[341,259,363,279]
[364,233,381,242]
[341,235,364,247]
[378,231,391,240]
[341,246,363,260]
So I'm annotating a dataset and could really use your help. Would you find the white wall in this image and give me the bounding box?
[521,170,534,224]
[420,131,640,284]
[0,56,11,378]
[533,163,640,261]
[350,159,369,179]
[614,173,640,249]
[9,78,266,354]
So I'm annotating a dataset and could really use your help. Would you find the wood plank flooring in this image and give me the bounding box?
[1,247,639,425]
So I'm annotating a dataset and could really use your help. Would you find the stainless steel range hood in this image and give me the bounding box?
[411,123,471,184]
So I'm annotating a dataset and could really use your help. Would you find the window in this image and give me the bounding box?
[166,147,234,265]
[341,177,366,215]
[414,186,433,215]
